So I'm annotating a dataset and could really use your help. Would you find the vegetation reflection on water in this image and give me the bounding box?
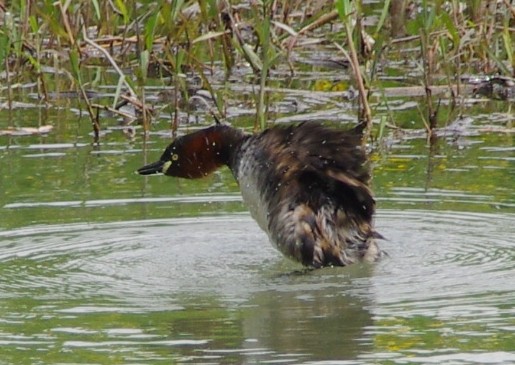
[1,99,514,364]
[1,3,514,364]
[0,211,514,364]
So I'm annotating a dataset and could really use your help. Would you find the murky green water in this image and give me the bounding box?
[0,211,514,364]
[1,74,514,364]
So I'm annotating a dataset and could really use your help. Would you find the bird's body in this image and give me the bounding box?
[138,122,382,267]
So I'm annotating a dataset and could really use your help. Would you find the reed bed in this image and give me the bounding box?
[0,0,513,140]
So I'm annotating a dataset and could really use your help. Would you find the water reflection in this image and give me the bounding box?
[0,211,514,364]
[242,269,375,362]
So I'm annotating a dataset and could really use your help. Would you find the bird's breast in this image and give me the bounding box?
[236,148,271,235]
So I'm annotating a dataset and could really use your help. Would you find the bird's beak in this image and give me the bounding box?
[137,160,165,175]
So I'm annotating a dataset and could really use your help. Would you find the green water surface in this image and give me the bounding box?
[0,74,514,365]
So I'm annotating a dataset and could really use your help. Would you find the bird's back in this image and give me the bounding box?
[232,122,381,267]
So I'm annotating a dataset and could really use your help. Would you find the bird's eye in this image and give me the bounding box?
[171,154,179,161]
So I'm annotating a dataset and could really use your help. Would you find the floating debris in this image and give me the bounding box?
[0,125,53,136]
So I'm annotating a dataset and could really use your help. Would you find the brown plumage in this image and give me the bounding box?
[138,122,382,268]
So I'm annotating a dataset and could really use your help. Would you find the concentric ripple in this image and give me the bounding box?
[0,210,513,364]
[373,210,515,307]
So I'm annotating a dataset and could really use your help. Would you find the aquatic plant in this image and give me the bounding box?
[0,1,512,141]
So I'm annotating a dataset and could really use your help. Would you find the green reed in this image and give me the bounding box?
[0,1,513,140]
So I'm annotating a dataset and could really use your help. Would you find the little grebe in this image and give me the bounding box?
[138,122,382,267]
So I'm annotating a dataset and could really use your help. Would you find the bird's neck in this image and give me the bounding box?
[176,125,247,178]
